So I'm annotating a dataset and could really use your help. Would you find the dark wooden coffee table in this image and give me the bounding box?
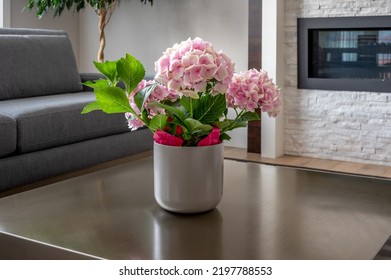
[0,156,390,259]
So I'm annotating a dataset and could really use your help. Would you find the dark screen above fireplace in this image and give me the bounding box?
[298,16,391,92]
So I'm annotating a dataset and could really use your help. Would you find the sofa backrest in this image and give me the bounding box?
[0,28,82,101]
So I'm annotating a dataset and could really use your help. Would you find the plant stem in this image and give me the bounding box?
[97,9,107,62]
[189,98,193,118]
[234,108,246,120]
[97,2,116,62]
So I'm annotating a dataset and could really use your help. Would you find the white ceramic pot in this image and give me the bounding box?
[153,142,224,213]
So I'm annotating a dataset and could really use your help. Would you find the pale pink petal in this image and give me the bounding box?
[214,65,229,81]
[167,79,181,91]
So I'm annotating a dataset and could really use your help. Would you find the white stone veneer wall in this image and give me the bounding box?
[284,0,391,166]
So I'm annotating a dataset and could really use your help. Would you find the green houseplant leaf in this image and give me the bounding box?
[148,102,187,122]
[194,93,226,124]
[180,96,199,117]
[236,111,260,122]
[116,54,145,93]
[134,83,158,112]
[183,118,212,136]
[82,53,147,118]
[94,86,132,114]
[149,114,169,132]
[83,79,110,89]
[93,60,118,85]
[81,101,102,114]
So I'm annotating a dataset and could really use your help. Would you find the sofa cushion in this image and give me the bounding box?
[0,114,16,158]
[0,92,130,153]
[0,28,82,101]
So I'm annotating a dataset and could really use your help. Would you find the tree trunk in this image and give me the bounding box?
[98,9,107,62]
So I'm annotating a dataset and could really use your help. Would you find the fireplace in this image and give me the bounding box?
[282,1,391,167]
[298,16,391,92]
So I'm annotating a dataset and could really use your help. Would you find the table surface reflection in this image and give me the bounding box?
[0,156,391,260]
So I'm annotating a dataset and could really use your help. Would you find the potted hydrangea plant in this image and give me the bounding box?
[82,37,281,213]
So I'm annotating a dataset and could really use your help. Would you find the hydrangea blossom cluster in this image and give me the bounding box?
[154,37,235,98]
[126,80,179,130]
[83,38,283,146]
[227,69,282,117]
[126,39,281,144]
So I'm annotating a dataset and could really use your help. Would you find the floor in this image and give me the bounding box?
[224,147,391,180]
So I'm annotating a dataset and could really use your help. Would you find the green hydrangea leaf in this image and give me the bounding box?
[95,86,132,114]
[148,102,187,122]
[81,101,102,114]
[83,79,110,90]
[212,120,231,130]
[220,132,231,141]
[226,120,247,130]
[194,93,226,123]
[184,118,212,135]
[134,83,157,111]
[149,114,168,132]
[236,111,260,122]
[93,60,118,84]
[116,54,145,93]
[180,96,199,115]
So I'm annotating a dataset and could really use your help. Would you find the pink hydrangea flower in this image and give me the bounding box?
[125,112,144,131]
[154,37,235,98]
[126,80,179,130]
[226,69,282,117]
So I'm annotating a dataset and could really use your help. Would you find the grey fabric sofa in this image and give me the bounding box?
[0,28,153,193]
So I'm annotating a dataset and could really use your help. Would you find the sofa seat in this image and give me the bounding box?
[0,92,129,155]
[0,113,16,157]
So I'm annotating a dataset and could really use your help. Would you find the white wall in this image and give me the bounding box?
[0,0,10,27]
[79,0,248,75]
[0,1,3,27]
[8,0,80,67]
[261,0,284,158]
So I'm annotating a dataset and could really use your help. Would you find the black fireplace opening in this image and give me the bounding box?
[298,16,391,92]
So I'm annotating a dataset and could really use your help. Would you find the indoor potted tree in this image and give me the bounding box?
[24,0,154,62]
